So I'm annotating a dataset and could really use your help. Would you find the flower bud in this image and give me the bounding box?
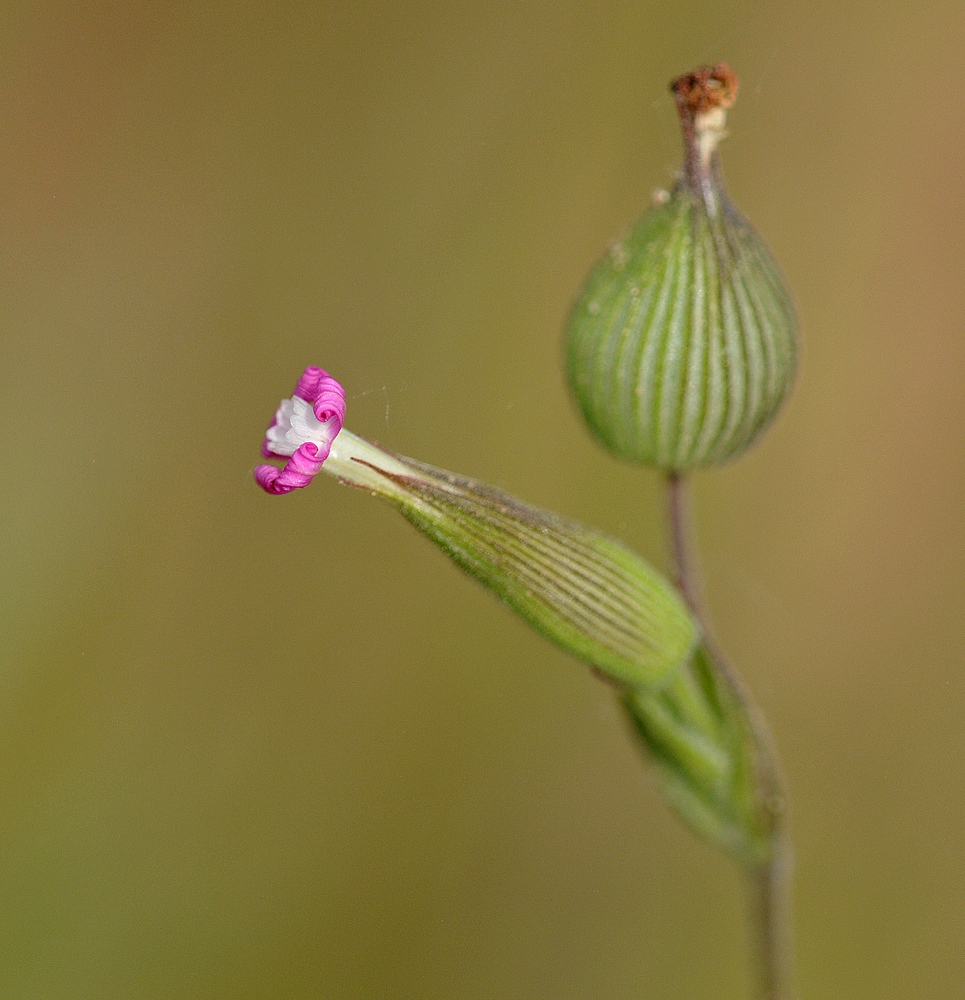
[623,644,776,865]
[566,64,797,470]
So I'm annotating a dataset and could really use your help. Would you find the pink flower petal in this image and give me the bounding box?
[312,377,346,429]
[293,366,326,401]
[254,443,325,494]
[255,367,347,494]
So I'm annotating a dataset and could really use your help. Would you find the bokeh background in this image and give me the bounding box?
[2,2,964,997]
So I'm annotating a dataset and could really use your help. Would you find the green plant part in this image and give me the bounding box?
[381,456,699,690]
[623,644,778,867]
[566,64,797,470]
[254,377,699,692]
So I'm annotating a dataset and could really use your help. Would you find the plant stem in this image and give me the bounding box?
[666,472,795,1000]
[752,845,793,1000]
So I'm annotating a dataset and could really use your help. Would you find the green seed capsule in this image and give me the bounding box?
[566,65,797,470]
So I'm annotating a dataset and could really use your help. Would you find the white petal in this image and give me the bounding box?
[266,395,339,458]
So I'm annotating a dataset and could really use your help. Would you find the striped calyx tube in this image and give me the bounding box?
[565,64,797,470]
[255,367,699,693]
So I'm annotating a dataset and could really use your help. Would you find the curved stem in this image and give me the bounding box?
[666,472,795,1000]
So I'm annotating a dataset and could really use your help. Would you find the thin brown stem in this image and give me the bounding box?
[753,842,794,1000]
[666,471,795,1000]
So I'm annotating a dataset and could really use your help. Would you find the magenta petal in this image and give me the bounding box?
[293,366,326,400]
[292,366,346,431]
[255,442,325,495]
[254,464,285,492]
[312,375,346,429]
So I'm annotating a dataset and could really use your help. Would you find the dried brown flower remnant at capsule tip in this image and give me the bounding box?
[670,63,739,116]
[670,64,739,201]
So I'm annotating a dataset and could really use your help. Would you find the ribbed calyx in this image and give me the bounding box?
[566,64,797,470]
[373,456,699,690]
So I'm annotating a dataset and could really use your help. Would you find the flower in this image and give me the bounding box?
[254,367,346,494]
[253,365,698,690]
[254,366,417,496]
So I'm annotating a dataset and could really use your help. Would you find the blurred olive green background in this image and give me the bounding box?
[2,2,964,997]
